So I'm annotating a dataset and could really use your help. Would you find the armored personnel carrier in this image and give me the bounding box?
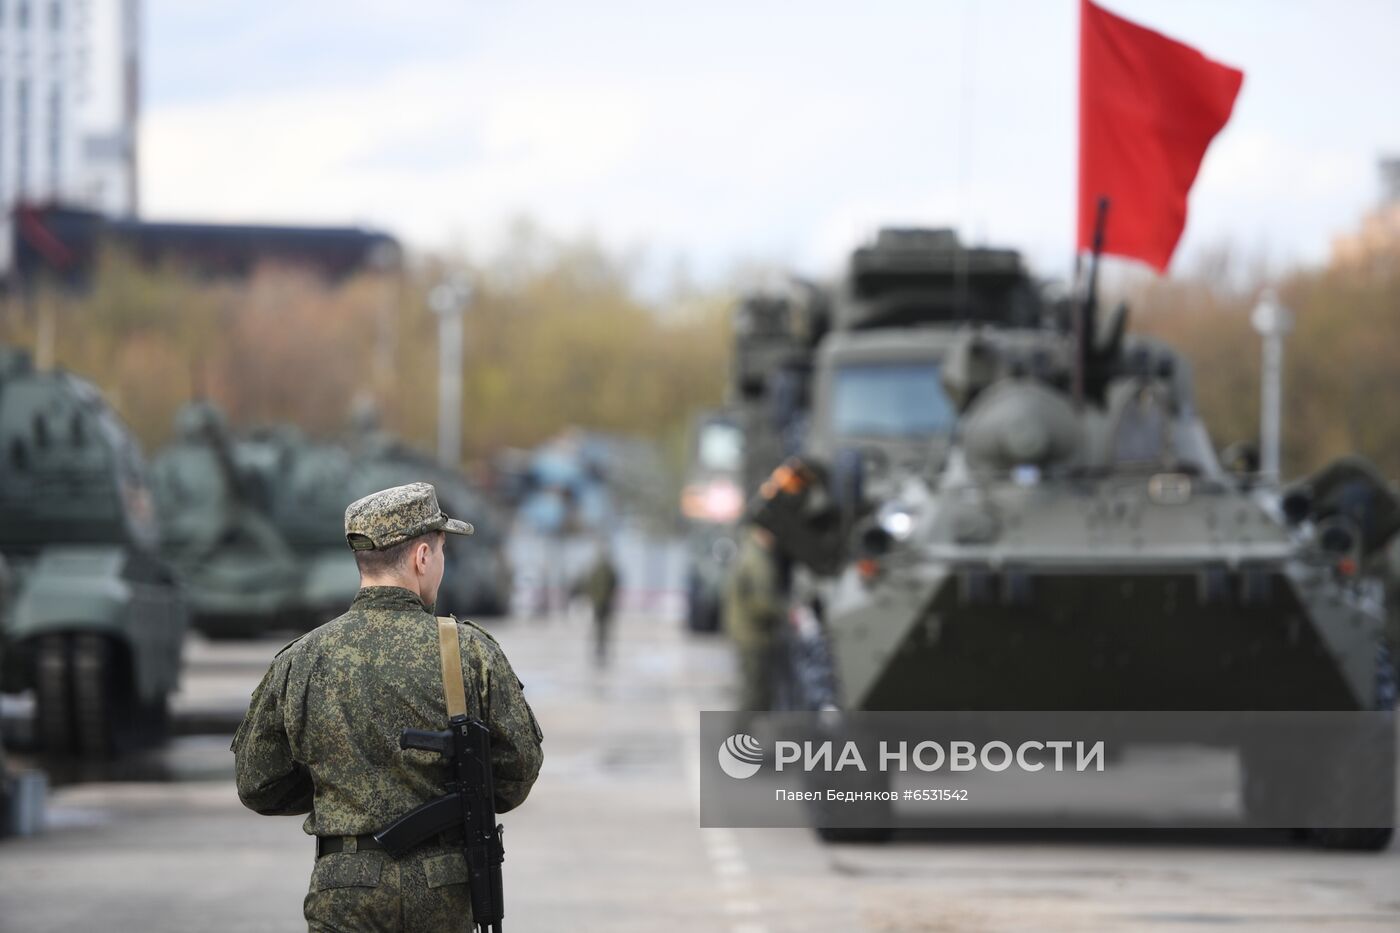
[732,229,1043,511]
[0,347,187,756]
[713,229,1044,626]
[758,306,1399,849]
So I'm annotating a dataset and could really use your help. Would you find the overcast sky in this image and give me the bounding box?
[142,0,1400,284]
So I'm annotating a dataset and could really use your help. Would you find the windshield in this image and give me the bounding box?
[697,421,743,472]
[831,361,955,439]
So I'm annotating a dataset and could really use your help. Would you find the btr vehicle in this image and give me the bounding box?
[758,301,1399,850]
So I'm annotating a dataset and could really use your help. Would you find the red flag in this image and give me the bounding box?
[1078,0,1243,272]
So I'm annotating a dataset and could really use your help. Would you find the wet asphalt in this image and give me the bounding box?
[1,606,1397,933]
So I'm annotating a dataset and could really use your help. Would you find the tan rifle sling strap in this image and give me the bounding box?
[436,616,470,719]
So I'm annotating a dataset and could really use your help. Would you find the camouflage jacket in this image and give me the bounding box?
[232,586,543,836]
[723,535,786,648]
[584,557,619,608]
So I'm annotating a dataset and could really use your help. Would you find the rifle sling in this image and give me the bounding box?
[436,616,469,719]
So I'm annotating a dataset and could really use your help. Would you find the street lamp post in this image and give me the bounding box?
[1250,290,1294,485]
[429,274,472,469]
[368,241,403,399]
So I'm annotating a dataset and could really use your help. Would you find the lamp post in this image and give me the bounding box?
[429,274,472,469]
[1250,290,1294,485]
[368,240,402,399]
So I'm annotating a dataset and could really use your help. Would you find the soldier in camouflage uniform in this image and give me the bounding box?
[0,554,11,835]
[723,525,788,711]
[233,482,543,932]
[582,541,620,667]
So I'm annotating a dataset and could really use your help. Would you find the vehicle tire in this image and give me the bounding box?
[685,569,719,634]
[815,825,895,844]
[140,691,171,746]
[1306,729,1395,851]
[34,634,75,755]
[1243,647,1397,851]
[72,634,139,758]
[685,595,719,634]
[1308,646,1396,851]
[1244,737,1395,851]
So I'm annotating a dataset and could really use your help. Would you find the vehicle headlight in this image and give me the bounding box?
[877,501,919,541]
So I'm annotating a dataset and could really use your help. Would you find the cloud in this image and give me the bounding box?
[141,1,1400,282]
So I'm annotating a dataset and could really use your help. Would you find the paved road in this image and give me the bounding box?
[2,611,1398,932]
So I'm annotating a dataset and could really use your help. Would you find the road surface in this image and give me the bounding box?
[1,608,1397,932]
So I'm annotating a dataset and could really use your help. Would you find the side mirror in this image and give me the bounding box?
[856,522,894,559]
[1317,517,1356,555]
[1281,485,1313,526]
[1314,514,1364,577]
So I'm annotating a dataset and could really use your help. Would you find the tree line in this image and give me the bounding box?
[2,218,1397,486]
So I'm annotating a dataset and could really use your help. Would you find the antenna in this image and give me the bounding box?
[1073,196,1109,406]
[954,0,980,319]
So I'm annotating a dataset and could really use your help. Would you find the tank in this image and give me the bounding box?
[0,347,187,756]
[759,314,1399,850]
[151,402,512,637]
[346,420,513,619]
[149,402,304,638]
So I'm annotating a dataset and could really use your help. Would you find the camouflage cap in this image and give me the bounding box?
[343,482,474,551]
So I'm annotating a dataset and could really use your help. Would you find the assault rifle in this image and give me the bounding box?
[375,715,505,933]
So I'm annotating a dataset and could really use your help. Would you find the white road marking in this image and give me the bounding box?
[671,698,771,933]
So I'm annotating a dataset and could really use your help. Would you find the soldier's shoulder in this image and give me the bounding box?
[446,615,514,666]
[273,633,306,659]
[277,609,360,659]
[448,615,500,647]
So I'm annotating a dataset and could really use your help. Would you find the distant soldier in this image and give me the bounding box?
[723,525,788,711]
[582,542,621,666]
[233,482,543,932]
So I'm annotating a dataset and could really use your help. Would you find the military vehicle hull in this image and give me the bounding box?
[758,297,1398,849]
[0,349,188,757]
[349,454,513,619]
[152,407,513,639]
[818,563,1380,712]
